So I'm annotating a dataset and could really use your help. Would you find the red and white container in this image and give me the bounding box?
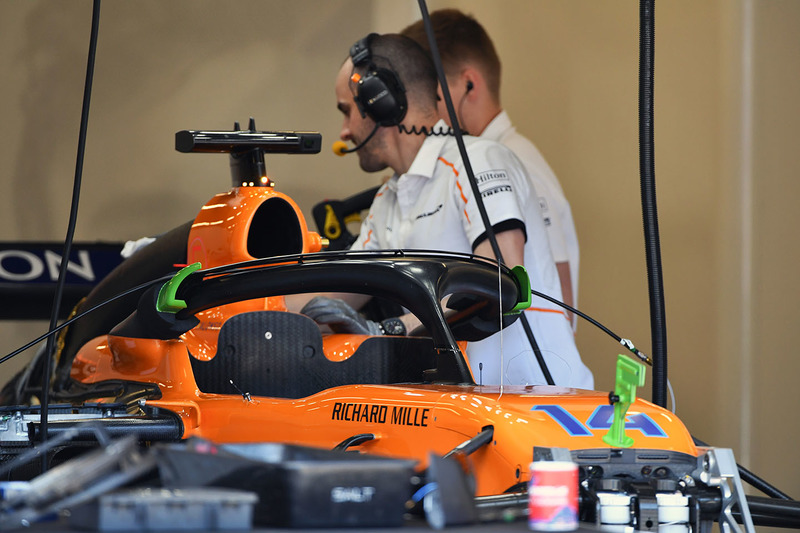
[528,461,579,531]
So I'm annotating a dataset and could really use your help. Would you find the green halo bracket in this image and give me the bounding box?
[156,262,202,313]
[507,265,532,314]
[602,354,647,448]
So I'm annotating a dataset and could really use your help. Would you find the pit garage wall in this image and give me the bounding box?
[1,0,798,502]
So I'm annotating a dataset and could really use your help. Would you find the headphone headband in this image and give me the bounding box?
[350,33,377,67]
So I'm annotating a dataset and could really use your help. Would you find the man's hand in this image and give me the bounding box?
[302,296,398,336]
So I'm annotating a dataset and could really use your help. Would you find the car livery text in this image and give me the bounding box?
[331,402,430,427]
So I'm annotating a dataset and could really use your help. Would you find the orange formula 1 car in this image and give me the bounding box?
[0,127,777,531]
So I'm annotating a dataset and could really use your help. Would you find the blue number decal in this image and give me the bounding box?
[586,406,667,438]
[532,405,667,438]
[532,405,592,436]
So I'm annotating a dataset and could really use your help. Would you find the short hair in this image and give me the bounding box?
[400,9,502,101]
[353,33,439,115]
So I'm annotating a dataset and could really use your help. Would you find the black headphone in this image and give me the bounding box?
[349,33,407,127]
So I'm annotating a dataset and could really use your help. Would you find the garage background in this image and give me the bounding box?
[1,0,798,503]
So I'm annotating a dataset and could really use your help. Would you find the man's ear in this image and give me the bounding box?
[460,67,482,97]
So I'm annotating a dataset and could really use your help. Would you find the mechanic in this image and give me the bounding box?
[296,33,592,388]
[400,9,580,329]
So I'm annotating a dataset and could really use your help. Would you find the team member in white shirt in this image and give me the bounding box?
[401,10,580,328]
[301,33,592,388]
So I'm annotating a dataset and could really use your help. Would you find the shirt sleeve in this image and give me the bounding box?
[455,141,532,249]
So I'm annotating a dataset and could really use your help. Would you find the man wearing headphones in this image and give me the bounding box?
[308,33,592,388]
[401,10,580,329]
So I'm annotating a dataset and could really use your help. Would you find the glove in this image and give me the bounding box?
[300,296,382,335]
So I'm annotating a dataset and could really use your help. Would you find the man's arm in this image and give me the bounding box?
[475,228,573,324]
[473,227,525,267]
[556,261,575,324]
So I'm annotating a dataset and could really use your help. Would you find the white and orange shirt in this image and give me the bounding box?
[351,121,593,389]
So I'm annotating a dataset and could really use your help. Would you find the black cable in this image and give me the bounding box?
[746,497,800,516]
[39,0,101,472]
[340,123,379,154]
[738,464,794,501]
[639,0,668,407]
[692,436,793,501]
[416,1,495,259]
[531,289,651,366]
[0,274,173,368]
[742,512,800,529]
[397,124,454,136]
[416,0,554,385]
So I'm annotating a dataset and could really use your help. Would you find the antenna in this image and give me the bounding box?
[229,379,253,403]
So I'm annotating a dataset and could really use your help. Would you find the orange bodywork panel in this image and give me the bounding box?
[72,331,697,497]
[179,186,324,359]
[186,187,323,269]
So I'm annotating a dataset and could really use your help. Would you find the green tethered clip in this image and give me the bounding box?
[602,354,647,448]
[507,265,532,314]
[156,262,202,313]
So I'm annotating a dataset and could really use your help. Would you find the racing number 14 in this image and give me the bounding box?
[532,405,667,438]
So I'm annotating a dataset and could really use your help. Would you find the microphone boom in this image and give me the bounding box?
[331,124,380,156]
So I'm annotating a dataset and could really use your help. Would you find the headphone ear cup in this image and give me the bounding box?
[353,94,368,119]
[355,67,407,127]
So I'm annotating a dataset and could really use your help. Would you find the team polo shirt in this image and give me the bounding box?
[351,121,594,389]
